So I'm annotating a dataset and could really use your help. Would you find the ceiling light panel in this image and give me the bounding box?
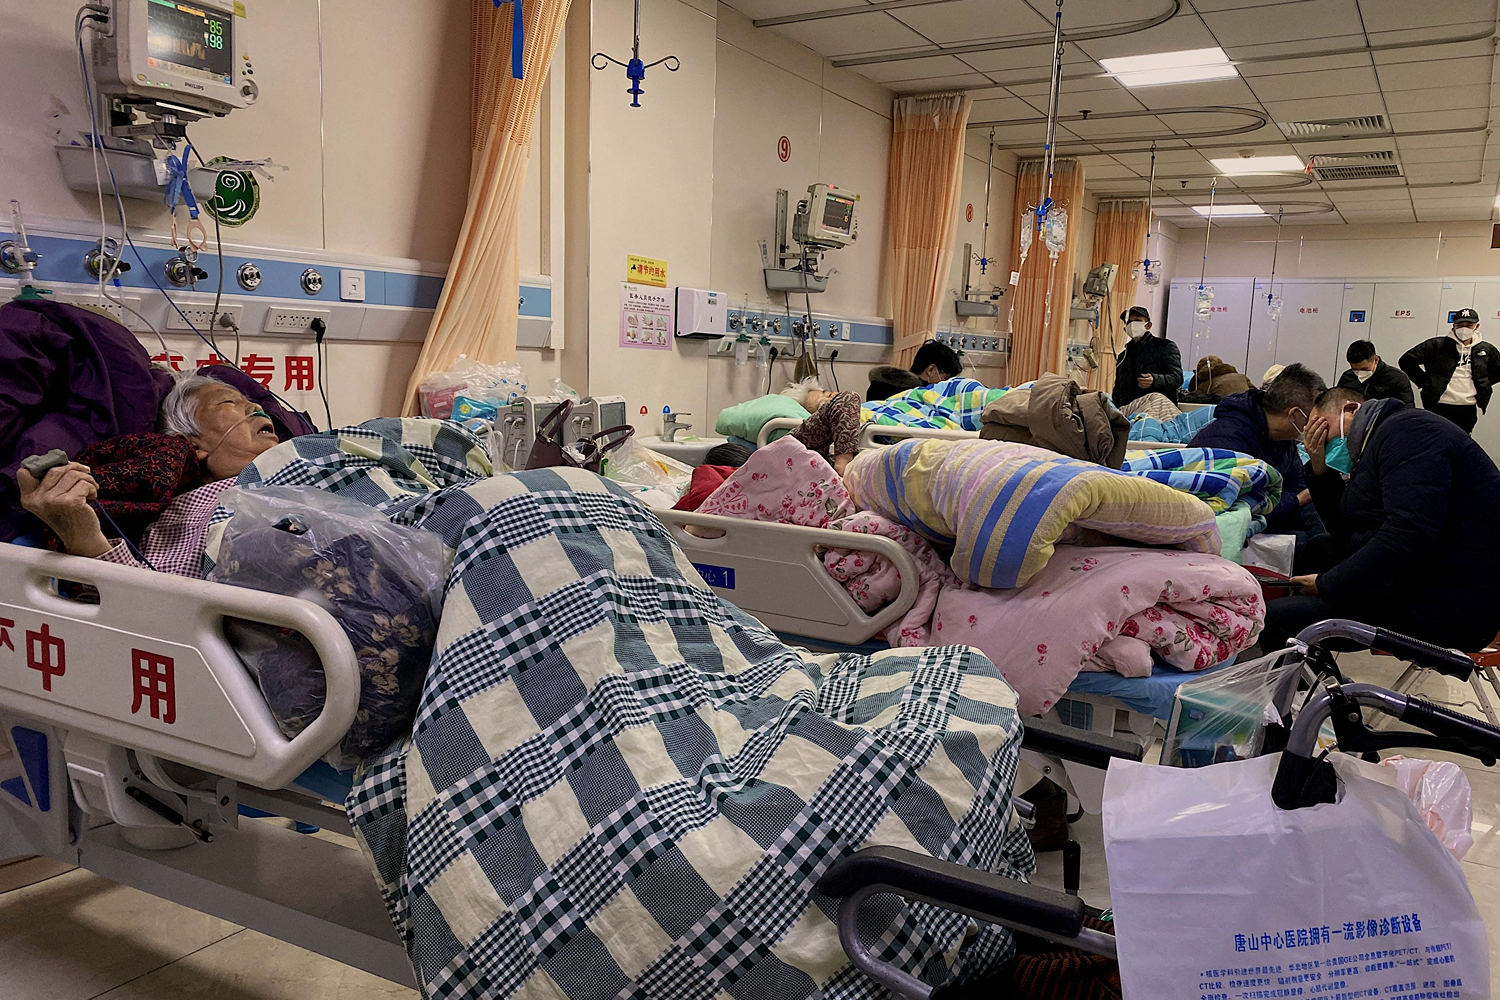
[1193,205,1267,217]
[1099,47,1238,88]
[1210,155,1305,175]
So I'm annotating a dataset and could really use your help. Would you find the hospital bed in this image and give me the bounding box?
[0,538,1141,990]
[755,418,1186,451]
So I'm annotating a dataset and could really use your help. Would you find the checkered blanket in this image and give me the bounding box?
[1119,447,1282,517]
[214,419,1036,1000]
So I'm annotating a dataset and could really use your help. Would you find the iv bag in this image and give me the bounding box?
[1266,293,1283,321]
[1142,263,1161,287]
[1043,205,1068,257]
[1019,209,1035,257]
[1194,284,1215,321]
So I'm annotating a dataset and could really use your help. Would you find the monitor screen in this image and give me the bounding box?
[821,193,855,236]
[147,0,234,84]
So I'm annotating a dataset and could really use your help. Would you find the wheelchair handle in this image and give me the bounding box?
[1295,619,1475,679]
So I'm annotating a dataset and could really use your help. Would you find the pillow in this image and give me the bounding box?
[714,395,810,444]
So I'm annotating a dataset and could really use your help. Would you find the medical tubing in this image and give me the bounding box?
[92,501,159,571]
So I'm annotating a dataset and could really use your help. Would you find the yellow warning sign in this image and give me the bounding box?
[626,255,668,288]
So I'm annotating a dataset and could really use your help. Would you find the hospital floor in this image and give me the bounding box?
[2,652,1498,999]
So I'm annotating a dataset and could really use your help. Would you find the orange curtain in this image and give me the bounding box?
[1086,200,1150,391]
[887,93,973,367]
[403,0,572,413]
[1007,158,1085,383]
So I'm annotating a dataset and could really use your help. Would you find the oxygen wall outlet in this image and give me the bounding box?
[263,307,332,334]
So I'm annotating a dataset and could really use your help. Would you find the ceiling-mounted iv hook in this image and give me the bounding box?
[592,0,680,108]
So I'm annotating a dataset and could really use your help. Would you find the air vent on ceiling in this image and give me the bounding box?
[1279,115,1388,138]
[1309,150,1403,182]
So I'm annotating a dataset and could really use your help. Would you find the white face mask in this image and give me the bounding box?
[1453,326,1475,344]
[1125,321,1147,340]
[1354,368,1375,383]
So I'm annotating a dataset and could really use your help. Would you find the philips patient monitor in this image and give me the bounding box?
[93,0,257,120]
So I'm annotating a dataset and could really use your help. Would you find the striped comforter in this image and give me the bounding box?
[862,377,1008,431]
[1120,447,1282,517]
[843,438,1221,590]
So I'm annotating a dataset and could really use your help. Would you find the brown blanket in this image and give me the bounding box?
[979,373,1130,468]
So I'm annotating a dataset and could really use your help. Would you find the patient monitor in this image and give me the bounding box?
[90,0,258,136]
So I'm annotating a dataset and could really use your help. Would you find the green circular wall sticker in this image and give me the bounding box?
[203,156,260,227]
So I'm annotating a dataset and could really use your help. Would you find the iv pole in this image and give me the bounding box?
[1037,0,1066,344]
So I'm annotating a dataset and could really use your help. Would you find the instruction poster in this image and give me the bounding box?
[619,282,674,350]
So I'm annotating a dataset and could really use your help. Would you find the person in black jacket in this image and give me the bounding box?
[1260,387,1500,653]
[1399,308,1498,432]
[1111,306,1182,408]
[1336,339,1413,408]
[1188,365,1329,572]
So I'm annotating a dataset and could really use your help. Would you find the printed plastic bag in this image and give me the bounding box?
[208,486,449,768]
[418,356,527,419]
[1380,756,1475,861]
[1162,648,1306,767]
[1104,753,1490,1000]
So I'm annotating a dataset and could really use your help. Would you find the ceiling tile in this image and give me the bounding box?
[1370,33,1494,64]
[852,54,975,83]
[1417,208,1495,222]
[1235,53,1376,77]
[1389,109,1491,134]
[1111,149,1213,169]
[1338,209,1418,222]
[957,46,1096,76]
[890,0,1047,47]
[1244,65,1379,102]
[720,0,835,21]
[1077,162,1143,180]
[1072,11,1221,62]
[1002,73,1125,95]
[1357,0,1494,31]
[1384,87,1490,116]
[1222,34,1367,60]
[1128,77,1261,110]
[1291,136,1399,158]
[1189,0,1324,12]
[1019,85,1147,118]
[969,95,1042,123]
[1401,163,1488,184]
[773,13,933,59]
[1261,94,1389,124]
[1398,145,1489,165]
[1398,133,1490,152]
[1202,0,1363,46]
[1375,55,1490,91]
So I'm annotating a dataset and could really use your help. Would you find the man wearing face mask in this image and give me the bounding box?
[16,375,288,578]
[1111,306,1183,408]
[1259,387,1500,654]
[1188,363,1326,537]
[1400,308,1497,432]
[1336,340,1413,408]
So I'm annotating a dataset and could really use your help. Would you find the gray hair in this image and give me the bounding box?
[779,377,824,409]
[158,374,225,438]
[1263,363,1327,416]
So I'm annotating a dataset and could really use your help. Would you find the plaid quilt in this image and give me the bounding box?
[213,419,1036,1000]
[1119,447,1282,517]
[862,378,1008,431]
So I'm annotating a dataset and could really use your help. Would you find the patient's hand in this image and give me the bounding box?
[18,463,112,558]
[833,453,853,476]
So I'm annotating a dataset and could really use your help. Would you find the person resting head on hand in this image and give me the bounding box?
[17,375,284,575]
[781,377,861,475]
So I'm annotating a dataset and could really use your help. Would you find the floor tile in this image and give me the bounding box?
[1459,861,1500,997]
[0,869,240,1000]
[93,927,417,1000]
[0,855,75,893]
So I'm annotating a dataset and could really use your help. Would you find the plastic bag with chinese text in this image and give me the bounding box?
[1104,753,1489,1000]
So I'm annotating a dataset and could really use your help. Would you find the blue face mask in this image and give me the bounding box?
[1323,410,1354,475]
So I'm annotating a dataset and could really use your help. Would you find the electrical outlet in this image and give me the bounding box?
[166,303,244,333]
[263,307,331,334]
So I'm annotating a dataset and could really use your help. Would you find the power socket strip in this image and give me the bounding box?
[263,307,331,334]
[56,291,139,327]
[166,303,244,333]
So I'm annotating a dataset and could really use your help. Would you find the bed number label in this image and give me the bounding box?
[693,563,736,590]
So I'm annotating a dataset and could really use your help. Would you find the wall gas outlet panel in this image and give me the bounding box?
[674,287,729,338]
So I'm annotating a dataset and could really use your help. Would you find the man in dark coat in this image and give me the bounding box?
[1261,388,1500,653]
[1336,339,1413,408]
[1111,306,1182,408]
[1399,307,1497,433]
[1188,363,1326,535]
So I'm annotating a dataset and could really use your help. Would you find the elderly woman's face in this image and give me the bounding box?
[193,386,278,480]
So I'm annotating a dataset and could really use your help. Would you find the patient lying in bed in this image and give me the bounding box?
[17,374,286,577]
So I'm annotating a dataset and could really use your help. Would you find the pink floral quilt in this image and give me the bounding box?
[931,546,1264,715]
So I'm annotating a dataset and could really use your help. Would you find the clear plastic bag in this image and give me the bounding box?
[550,378,581,401]
[208,486,449,768]
[418,356,528,419]
[1162,647,1306,767]
[1379,756,1475,860]
[603,438,693,499]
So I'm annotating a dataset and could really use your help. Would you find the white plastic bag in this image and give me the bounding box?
[1104,754,1490,1000]
[418,356,528,418]
[604,438,693,499]
[1380,756,1475,861]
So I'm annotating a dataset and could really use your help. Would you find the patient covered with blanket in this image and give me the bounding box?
[699,436,1265,714]
[216,420,1037,1000]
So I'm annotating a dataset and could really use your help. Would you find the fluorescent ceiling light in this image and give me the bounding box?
[1100,47,1237,88]
[1193,204,1266,218]
[1211,155,1304,176]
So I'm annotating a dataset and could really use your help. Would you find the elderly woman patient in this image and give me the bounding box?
[781,377,862,474]
[18,375,283,577]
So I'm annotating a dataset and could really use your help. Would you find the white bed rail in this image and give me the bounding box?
[757,417,805,448]
[0,546,359,789]
[658,509,920,647]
